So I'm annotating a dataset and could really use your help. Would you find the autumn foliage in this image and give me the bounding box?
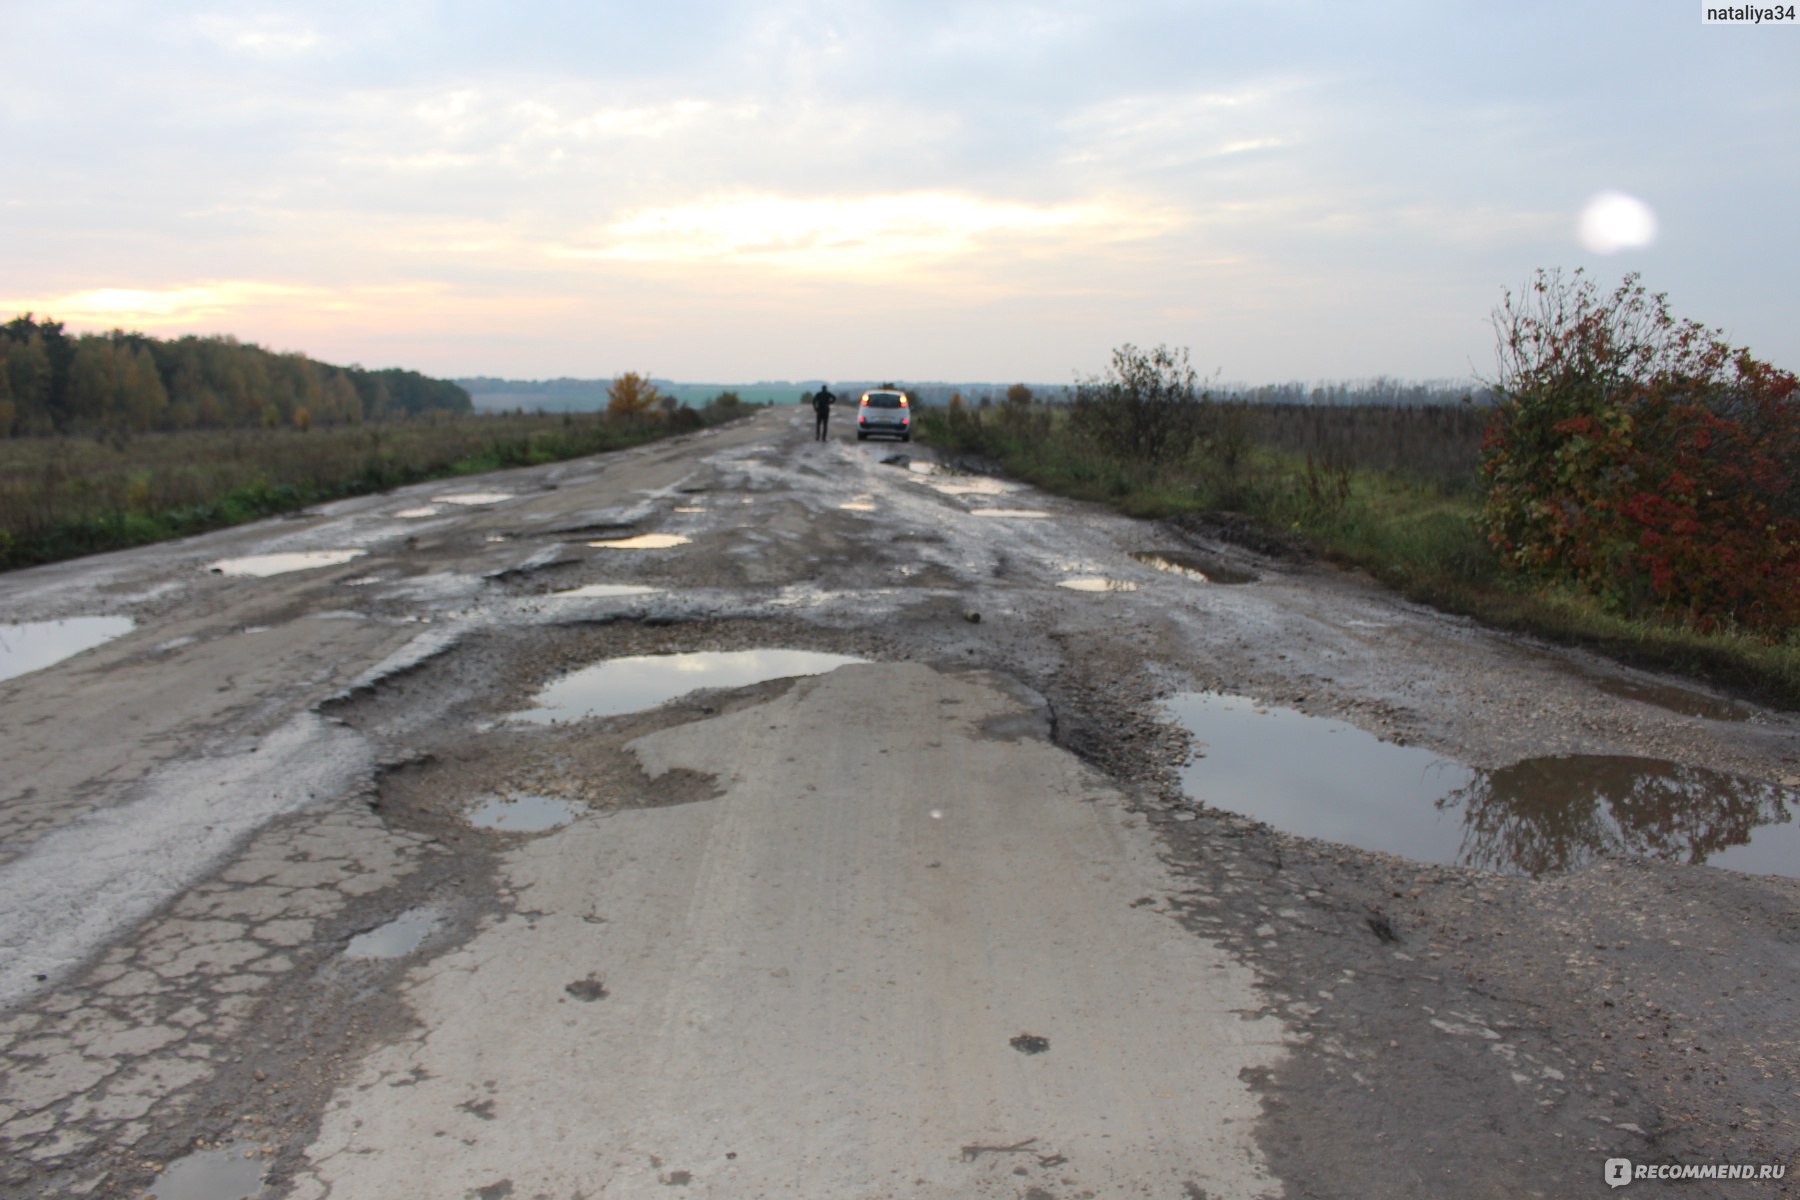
[1481,270,1800,633]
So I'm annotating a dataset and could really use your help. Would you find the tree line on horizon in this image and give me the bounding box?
[0,315,471,439]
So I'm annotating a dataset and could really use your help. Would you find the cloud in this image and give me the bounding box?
[194,13,323,58]
[551,190,1182,278]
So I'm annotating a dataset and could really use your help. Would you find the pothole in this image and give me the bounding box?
[1133,550,1256,585]
[1058,578,1140,593]
[0,616,134,682]
[146,1142,266,1200]
[588,534,692,550]
[925,478,1017,497]
[969,509,1050,519]
[550,584,665,599]
[466,792,585,832]
[433,492,514,505]
[1167,692,1800,877]
[393,506,441,518]
[344,906,440,959]
[512,649,868,723]
[207,550,367,578]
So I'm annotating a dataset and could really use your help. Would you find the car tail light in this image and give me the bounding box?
[899,396,909,407]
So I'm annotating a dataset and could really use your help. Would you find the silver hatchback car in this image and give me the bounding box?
[855,389,912,442]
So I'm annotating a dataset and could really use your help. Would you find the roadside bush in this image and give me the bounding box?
[1069,344,1207,465]
[1481,270,1800,633]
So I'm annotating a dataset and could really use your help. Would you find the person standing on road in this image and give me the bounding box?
[812,384,836,442]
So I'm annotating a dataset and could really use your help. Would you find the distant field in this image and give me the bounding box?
[471,384,808,413]
[0,409,737,571]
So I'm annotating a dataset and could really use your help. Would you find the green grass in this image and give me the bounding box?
[917,404,1800,709]
[0,409,740,572]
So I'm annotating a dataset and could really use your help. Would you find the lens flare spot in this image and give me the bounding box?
[1578,192,1657,255]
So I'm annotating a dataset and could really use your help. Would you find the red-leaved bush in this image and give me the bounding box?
[1481,270,1800,634]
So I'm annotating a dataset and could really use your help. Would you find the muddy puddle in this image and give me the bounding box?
[1058,577,1140,593]
[1134,550,1256,585]
[513,649,867,723]
[467,793,584,832]
[344,907,440,959]
[550,583,664,599]
[0,616,134,682]
[588,533,691,550]
[147,1142,265,1200]
[1531,651,1752,722]
[208,550,367,578]
[1167,691,1800,877]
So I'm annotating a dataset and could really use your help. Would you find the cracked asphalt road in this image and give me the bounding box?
[1,407,1795,1198]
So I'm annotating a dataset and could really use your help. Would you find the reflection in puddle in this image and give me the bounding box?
[208,550,366,577]
[514,649,867,723]
[467,793,584,831]
[1167,692,1800,877]
[1133,550,1256,585]
[589,534,691,549]
[344,907,439,959]
[0,617,134,682]
[551,583,664,599]
[839,500,877,512]
[394,506,441,518]
[969,509,1050,518]
[674,505,707,513]
[433,492,513,505]
[1058,577,1140,593]
[147,1142,265,1200]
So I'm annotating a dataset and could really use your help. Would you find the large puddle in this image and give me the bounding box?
[147,1142,265,1200]
[1167,692,1800,877]
[513,649,867,723]
[344,907,439,959]
[208,550,366,577]
[0,616,134,682]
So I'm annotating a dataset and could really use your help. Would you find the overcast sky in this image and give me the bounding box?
[5,1,1796,385]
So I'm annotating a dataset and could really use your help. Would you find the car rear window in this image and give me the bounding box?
[864,394,903,408]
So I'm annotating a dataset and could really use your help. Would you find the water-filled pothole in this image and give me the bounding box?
[1058,578,1140,593]
[550,583,664,599]
[344,907,439,959]
[513,649,867,723]
[393,506,441,518]
[147,1142,265,1200]
[969,509,1050,519]
[0,616,134,683]
[433,491,513,505]
[1133,550,1256,585]
[1166,691,1800,877]
[926,478,1017,497]
[208,550,367,577]
[467,793,584,831]
[589,534,691,550]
